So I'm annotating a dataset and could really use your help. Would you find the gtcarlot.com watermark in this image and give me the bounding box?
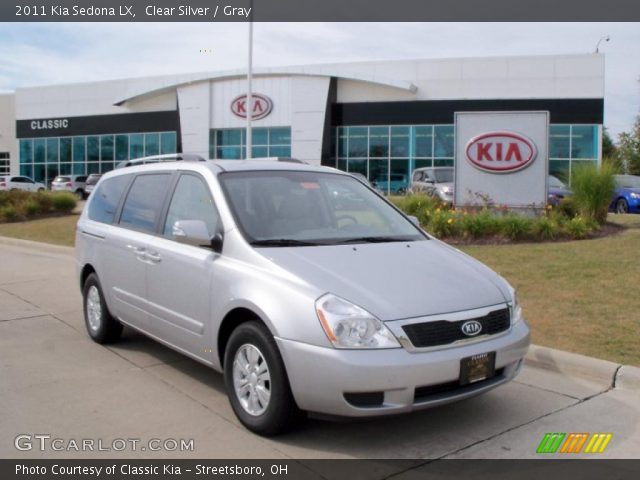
[14,434,195,453]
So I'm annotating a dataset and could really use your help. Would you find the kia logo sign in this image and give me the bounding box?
[461,320,482,337]
[231,94,273,120]
[465,131,537,173]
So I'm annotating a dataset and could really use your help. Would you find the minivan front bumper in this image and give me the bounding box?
[275,319,530,417]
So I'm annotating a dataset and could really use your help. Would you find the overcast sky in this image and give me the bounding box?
[0,22,638,138]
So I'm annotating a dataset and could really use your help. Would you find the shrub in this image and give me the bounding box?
[427,209,460,238]
[459,210,499,239]
[498,215,532,241]
[532,216,559,240]
[0,205,18,222]
[564,216,590,239]
[51,192,77,213]
[24,199,41,217]
[556,197,577,218]
[570,163,616,225]
[34,191,54,213]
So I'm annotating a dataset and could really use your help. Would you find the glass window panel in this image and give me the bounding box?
[144,133,159,156]
[46,138,59,164]
[20,139,33,164]
[338,128,348,157]
[101,162,115,173]
[571,125,598,159]
[549,125,571,159]
[209,130,215,159]
[88,174,131,224]
[73,162,85,175]
[87,163,100,174]
[163,174,219,238]
[73,137,86,163]
[268,146,291,158]
[390,127,410,157]
[216,147,242,159]
[434,125,454,157]
[60,138,71,162]
[46,164,58,186]
[413,126,433,158]
[369,127,389,158]
[369,159,389,192]
[549,160,570,182]
[252,146,268,158]
[347,159,367,177]
[20,164,33,178]
[160,132,176,155]
[120,174,172,233]
[33,164,46,183]
[348,127,367,158]
[34,139,46,163]
[337,159,347,172]
[129,134,144,159]
[269,127,291,145]
[87,136,100,161]
[100,135,114,161]
[434,158,454,167]
[59,163,71,175]
[252,128,268,146]
[115,135,129,161]
[217,129,242,146]
[413,159,432,170]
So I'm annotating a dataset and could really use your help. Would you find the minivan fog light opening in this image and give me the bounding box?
[315,294,400,349]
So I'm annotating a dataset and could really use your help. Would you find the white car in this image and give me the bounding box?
[0,176,46,192]
[51,175,88,199]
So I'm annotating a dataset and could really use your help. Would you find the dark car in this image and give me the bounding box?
[610,174,640,214]
[547,175,572,206]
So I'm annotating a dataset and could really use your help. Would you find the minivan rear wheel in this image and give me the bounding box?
[82,273,123,344]
[224,321,299,436]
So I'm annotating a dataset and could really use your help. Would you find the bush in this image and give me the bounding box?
[532,216,560,240]
[34,191,54,213]
[459,210,499,239]
[564,216,590,239]
[24,199,41,216]
[0,205,18,222]
[570,163,617,225]
[556,197,577,218]
[427,209,460,238]
[51,192,77,213]
[498,215,533,241]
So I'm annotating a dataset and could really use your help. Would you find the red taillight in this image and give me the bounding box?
[65,182,72,187]
[0,182,6,187]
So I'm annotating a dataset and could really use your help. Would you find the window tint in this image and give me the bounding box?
[76,176,87,182]
[163,175,218,237]
[88,175,131,224]
[119,174,171,233]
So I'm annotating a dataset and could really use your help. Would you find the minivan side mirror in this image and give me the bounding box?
[173,220,222,252]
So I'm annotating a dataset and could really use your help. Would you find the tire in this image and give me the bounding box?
[75,189,84,199]
[37,188,44,193]
[224,321,300,436]
[616,198,629,214]
[82,273,123,344]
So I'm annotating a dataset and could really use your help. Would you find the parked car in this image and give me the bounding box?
[411,167,454,203]
[349,172,384,195]
[547,175,572,206]
[610,174,640,214]
[76,159,530,435]
[51,175,88,199]
[0,175,46,192]
[373,173,408,194]
[84,174,102,197]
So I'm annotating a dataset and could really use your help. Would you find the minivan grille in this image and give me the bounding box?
[402,308,510,348]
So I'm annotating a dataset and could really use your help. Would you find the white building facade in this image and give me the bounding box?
[3,54,604,189]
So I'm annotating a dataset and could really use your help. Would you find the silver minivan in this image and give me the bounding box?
[75,159,530,435]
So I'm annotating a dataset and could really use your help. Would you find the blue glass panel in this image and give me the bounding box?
[390,127,410,157]
[20,139,33,164]
[46,138,59,164]
[20,164,33,178]
[144,133,159,156]
[252,128,268,146]
[160,132,176,155]
[129,134,144,159]
[369,127,389,158]
[116,135,129,160]
[434,126,454,157]
[413,126,433,158]
[571,125,597,159]
[269,127,291,145]
[34,139,46,163]
[60,138,71,162]
[549,125,571,159]
[100,135,114,161]
[268,146,291,157]
[348,127,368,158]
[73,137,86,163]
[87,136,100,161]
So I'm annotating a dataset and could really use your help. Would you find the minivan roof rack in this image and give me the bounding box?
[115,153,206,169]
[249,157,307,164]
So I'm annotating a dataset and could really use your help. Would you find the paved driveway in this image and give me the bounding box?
[0,238,638,466]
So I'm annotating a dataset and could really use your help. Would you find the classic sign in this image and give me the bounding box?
[230,94,273,120]
[465,131,537,173]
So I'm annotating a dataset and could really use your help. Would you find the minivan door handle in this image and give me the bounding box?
[145,251,162,263]
[126,244,146,254]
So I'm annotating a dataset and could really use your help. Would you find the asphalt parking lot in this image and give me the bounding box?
[1,237,639,466]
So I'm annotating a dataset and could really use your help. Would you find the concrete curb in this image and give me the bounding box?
[0,235,74,256]
[615,365,640,391]
[525,344,621,388]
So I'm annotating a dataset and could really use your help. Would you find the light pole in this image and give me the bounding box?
[595,35,610,53]
[245,1,254,159]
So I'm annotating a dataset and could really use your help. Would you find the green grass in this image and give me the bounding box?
[0,214,78,246]
[460,214,640,366]
[0,212,638,365]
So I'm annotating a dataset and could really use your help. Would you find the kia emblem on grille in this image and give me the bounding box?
[461,320,482,336]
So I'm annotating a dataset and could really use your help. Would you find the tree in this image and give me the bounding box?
[617,116,640,175]
[602,127,617,159]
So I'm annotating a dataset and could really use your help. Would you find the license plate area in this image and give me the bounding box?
[460,352,496,385]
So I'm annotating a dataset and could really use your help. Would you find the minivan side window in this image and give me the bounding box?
[119,174,171,233]
[163,174,219,238]
[88,175,131,224]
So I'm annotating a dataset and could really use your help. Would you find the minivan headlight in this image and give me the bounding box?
[315,294,400,349]
[509,287,523,325]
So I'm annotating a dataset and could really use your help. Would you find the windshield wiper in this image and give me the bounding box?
[337,236,416,244]
[250,238,324,247]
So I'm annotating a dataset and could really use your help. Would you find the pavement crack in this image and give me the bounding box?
[513,379,582,400]
[611,365,623,390]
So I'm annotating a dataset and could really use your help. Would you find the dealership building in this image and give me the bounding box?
[0,53,604,189]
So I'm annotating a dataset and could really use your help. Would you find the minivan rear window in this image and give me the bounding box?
[119,174,171,233]
[88,175,131,224]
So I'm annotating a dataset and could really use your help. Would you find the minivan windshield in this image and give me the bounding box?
[429,168,453,183]
[219,170,425,246]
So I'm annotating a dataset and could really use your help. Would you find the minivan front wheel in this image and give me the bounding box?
[224,321,299,436]
[82,273,123,344]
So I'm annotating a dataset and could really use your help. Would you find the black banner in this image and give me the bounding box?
[3,0,640,22]
[3,460,640,480]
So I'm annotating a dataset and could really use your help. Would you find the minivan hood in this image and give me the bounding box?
[258,240,508,321]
